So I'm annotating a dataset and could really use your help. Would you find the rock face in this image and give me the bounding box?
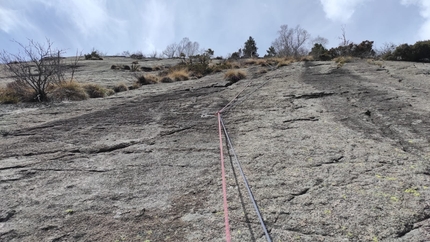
[1,59,430,241]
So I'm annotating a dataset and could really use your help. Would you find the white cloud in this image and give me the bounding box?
[37,0,126,38]
[401,0,430,39]
[319,0,370,23]
[0,6,34,33]
[141,0,176,52]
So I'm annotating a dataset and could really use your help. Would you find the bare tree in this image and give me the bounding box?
[184,41,199,57]
[272,25,311,57]
[162,43,178,58]
[338,25,351,46]
[376,42,397,59]
[0,38,72,101]
[69,50,82,82]
[311,36,329,48]
[176,37,200,57]
[149,50,158,58]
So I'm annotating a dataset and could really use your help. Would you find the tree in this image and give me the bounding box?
[265,46,276,57]
[353,40,375,58]
[309,44,330,60]
[149,50,158,58]
[311,36,329,48]
[272,25,311,57]
[162,43,178,58]
[0,38,75,102]
[243,36,258,58]
[176,37,200,57]
[392,40,430,62]
[338,25,351,47]
[376,42,397,60]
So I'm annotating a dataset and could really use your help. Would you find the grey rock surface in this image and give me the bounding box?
[1,58,430,241]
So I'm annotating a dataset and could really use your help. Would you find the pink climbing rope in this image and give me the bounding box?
[217,111,231,242]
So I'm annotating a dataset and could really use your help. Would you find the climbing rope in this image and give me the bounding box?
[220,116,272,242]
[215,78,272,242]
[217,112,232,242]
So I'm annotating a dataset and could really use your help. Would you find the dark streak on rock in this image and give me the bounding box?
[283,117,319,123]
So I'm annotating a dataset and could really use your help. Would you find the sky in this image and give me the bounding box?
[0,0,429,57]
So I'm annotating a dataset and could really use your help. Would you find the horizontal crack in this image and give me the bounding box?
[288,92,335,99]
[283,117,319,123]
[31,168,111,173]
[312,156,345,167]
[159,125,195,136]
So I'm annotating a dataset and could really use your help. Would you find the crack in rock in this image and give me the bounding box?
[159,125,195,136]
[291,92,335,99]
[0,209,16,222]
[283,117,319,123]
[312,155,345,167]
[31,168,111,173]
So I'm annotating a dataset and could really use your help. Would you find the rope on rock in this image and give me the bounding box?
[217,112,232,242]
[215,78,272,242]
[220,116,272,242]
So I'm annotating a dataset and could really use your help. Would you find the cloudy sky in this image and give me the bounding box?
[0,0,429,57]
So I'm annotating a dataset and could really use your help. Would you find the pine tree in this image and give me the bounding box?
[243,36,258,58]
[266,46,276,57]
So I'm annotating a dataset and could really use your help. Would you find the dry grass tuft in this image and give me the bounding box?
[0,80,40,103]
[224,69,247,83]
[229,61,241,69]
[258,68,268,74]
[334,56,352,68]
[82,83,107,98]
[367,59,384,67]
[106,88,115,96]
[276,58,294,67]
[334,56,352,64]
[168,68,190,82]
[244,58,269,66]
[136,74,159,86]
[0,87,21,104]
[300,55,314,61]
[50,81,89,101]
[160,76,173,83]
[113,82,129,93]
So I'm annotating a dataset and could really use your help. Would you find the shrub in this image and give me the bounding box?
[211,61,233,72]
[136,75,158,85]
[82,84,107,98]
[160,76,173,83]
[49,81,89,101]
[392,40,430,62]
[353,40,375,58]
[224,69,247,83]
[376,42,397,60]
[113,83,129,92]
[187,63,212,77]
[130,63,140,72]
[310,44,331,61]
[84,49,103,60]
[130,51,144,59]
[412,40,430,62]
[0,39,80,102]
